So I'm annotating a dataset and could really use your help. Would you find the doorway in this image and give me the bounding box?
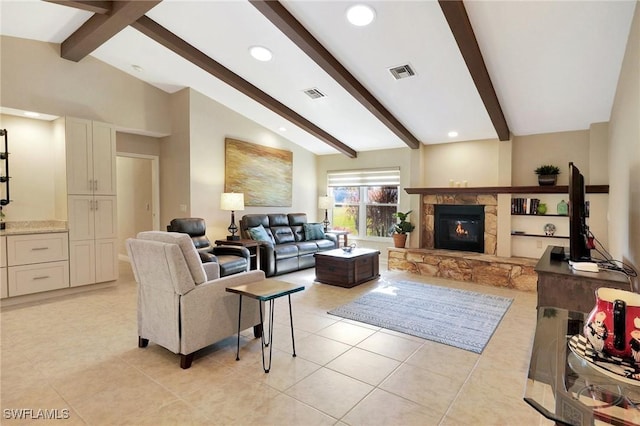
[116,153,160,259]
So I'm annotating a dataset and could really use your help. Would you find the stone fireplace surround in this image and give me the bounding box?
[389,191,537,292]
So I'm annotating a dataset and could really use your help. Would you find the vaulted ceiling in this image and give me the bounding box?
[0,0,636,157]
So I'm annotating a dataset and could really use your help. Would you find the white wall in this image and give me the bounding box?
[0,114,57,221]
[608,2,640,275]
[116,156,153,256]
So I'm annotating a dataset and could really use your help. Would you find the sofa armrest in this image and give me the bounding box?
[202,262,220,280]
[212,245,251,260]
[323,233,338,248]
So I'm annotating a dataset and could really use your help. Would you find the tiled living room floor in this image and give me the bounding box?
[1,261,551,425]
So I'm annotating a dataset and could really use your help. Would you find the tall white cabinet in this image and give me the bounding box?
[61,117,118,287]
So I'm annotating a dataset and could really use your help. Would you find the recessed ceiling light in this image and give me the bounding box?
[249,46,273,62]
[278,127,287,132]
[131,64,144,72]
[24,111,40,118]
[448,131,459,138]
[346,4,376,27]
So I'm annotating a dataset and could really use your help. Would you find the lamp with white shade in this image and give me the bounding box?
[220,193,244,240]
[318,196,335,232]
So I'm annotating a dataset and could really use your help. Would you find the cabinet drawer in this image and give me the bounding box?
[8,261,70,296]
[7,233,69,266]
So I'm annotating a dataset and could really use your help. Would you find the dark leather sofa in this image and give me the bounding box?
[239,213,337,277]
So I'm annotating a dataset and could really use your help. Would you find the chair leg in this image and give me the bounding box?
[180,353,194,369]
[138,337,149,348]
[254,324,263,338]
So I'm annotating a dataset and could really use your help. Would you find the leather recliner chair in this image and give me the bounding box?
[167,218,250,277]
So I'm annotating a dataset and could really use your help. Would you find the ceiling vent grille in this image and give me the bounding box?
[389,64,415,80]
[303,88,326,99]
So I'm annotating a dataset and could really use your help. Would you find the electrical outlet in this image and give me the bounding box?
[179,204,187,212]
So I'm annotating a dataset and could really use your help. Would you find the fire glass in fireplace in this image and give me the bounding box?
[434,205,485,253]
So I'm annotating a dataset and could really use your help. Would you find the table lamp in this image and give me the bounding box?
[318,196,334,232]
[221,192,244,240]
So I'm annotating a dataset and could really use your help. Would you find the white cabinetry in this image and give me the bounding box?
[6,233,69,297]
[65,118,116,196]
[62,117,118,286]
[1,236,7,299]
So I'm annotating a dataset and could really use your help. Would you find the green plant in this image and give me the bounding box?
[393,210,415,234]
[0,206,4,220]
[534,165,560,175]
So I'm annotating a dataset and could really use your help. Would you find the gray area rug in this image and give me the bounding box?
[328,280,513,354]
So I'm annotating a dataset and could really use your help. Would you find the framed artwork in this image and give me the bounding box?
[225,138,292,207]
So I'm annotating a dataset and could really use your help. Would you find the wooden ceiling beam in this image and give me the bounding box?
[250,0,421,150]
[60,1,161,62]
[45,1,113,15]
[131,16,357,158]
[438,0,511,141]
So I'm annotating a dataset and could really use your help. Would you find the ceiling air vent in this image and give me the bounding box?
[389,64,415,80]
[303,88,326,99]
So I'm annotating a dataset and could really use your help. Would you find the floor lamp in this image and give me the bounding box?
[318,196,334,232]
[221,193,244,240]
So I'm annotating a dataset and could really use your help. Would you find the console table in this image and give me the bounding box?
[535,246,632,313]
[525,307,640,425]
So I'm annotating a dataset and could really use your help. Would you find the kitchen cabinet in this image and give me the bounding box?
[67,195,118,286]
[1,236,7,298]
[65,118,116,196]
[6,232,69,297]
[58,116,119,286]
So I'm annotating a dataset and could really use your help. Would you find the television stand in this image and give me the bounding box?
[535,246,632,312]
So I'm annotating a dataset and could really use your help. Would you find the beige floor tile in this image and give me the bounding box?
[343,388,441,426]
[315,321,377,346]
[295,334,351,365]
[326,347,400,386]
[1,261,548,425]
[285,367,373,419]
[234,393,337,425]
[379,363,462,416]
[356,330,423,361]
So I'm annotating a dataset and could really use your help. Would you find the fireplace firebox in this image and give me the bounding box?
[434,205,485,253]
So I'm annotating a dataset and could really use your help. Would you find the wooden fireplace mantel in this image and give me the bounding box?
[404,185,609,195]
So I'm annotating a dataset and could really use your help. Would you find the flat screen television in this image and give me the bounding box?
[568,162,591,261]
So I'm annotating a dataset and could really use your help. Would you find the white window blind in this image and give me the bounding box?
[327,168,400,187]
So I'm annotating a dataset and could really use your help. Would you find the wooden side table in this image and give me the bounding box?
[226,279,304,373]
[215,239,260,271]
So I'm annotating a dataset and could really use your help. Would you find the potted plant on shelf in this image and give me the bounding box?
[0,206,5,230]
[392,210,415,248]
[534,164,560,186]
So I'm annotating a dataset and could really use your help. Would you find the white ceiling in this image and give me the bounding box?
[0,0,636,156]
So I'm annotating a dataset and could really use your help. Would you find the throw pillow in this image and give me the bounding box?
[248,224,272,242]
[304,223,325,241]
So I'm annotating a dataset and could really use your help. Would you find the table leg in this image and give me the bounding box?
[235,295,243,361]
[288,294,297,357]
[260,299,276,373]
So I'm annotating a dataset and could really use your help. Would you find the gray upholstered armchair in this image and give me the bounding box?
[126,231,264,369]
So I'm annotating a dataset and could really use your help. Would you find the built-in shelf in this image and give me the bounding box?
[511,213,568,217]
[405,185,609,195]
[511,232,569,239]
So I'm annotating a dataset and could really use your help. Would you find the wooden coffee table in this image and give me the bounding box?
[314,248,380,288]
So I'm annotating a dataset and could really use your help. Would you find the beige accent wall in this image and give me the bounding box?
[188,89,317,240]
[608,2,639,276]
[422,139,501,187]
[0,115,57,221]
[0,36,171,136]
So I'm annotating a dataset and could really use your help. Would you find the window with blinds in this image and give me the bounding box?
[326,168,400,238]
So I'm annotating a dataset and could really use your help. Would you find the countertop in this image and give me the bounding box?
[0,220,68,236]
